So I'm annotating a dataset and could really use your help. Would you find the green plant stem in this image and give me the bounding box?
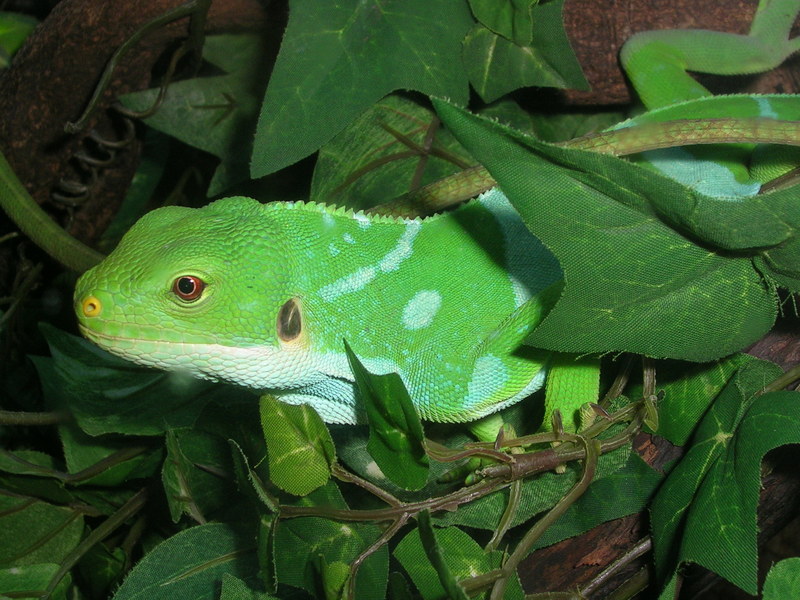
[0,409,67,426]
[484,478,522,551]
[0,444,153,482]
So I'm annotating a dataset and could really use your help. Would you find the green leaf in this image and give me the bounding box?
[531,453,662,551]
[311,94,472,210]
[273,517,388,598]
[394,517,524,600]
[432,98,777,361]
[162,428,236,523]
[77,543,126,599]
[463,1,587,103]
[111,523,259,600]
[219,573,279,600]
[119,34,264,195]
[344,340,429,491]
[763,558,800,600]
[650,360,800,595]
[59,423,162,486]
[33,324,251,436]
[0,495,84,568]
[0,563,70,600]
[469,0,536,45]
[251,0,473,176]
[0,12,37,67]
[259,395,335,496]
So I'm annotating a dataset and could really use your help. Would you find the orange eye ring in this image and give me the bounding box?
[172,276,205,302]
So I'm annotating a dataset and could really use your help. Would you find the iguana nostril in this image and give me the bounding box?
[82,296,102,317]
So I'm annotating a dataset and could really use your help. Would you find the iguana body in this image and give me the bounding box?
[73,0,800,426]
[76,190,559,424]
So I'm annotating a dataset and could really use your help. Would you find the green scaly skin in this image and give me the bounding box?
[73,0,800,427]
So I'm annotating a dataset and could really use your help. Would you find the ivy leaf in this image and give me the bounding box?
[344,340,429,491]
[110,523,260,600]
[119,34,264,195]
[394,514,524,599]
[468,0,537,45]
[650,360,800,596]
[763,558,800,600]
[311,94,472,210]
[432,98,777,361]
[259,395,335,496]
[463,0,588,103]
[273,517,388,598]
[251,0,473,176]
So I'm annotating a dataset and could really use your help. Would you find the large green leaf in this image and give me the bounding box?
[763,558,800,600]
[650,360,800,595]
[433,99,777,361]
[251,0,473,176]
[344,341,429,491]
[111,523,260,600]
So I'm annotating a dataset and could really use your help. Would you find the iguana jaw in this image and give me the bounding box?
[77,324,317,391]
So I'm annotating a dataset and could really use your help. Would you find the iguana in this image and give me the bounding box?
[72,0,800,427]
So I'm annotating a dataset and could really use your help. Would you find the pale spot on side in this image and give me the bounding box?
[754,97,778,119]
[343,233,355,244]
[322,213,336,227]
[354,213,371,229]
[328,243,340,256]
[402,290,442,330]
[465,354,508,409]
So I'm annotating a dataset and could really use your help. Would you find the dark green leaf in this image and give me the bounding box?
[111,523,259,600]
[0,563,70,600]
[469,0,536,45]
[219,573,279,600]
[432,99,777,361]
[344,340,429,490]
[259,395,335,496]
[650,360,800,595]
[463,1,588,103]
[0,495,83,568]
[251,0,473,176]
[273,517,387,598]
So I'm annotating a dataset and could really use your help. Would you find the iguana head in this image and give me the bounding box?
[74,197,303,389]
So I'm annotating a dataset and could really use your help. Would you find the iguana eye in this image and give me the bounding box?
[172,276,205,302]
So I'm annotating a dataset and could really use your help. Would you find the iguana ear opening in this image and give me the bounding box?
[277,298,303,342]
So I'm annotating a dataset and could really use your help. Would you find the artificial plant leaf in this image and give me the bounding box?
[468,0,536,45]
[0,495,84,567]
[273,517,388,599]
[344,340,429,491]
[631,353,753,446]
[251,0,473,176]
[119,34,264,195]
[33,324,251,436]
[311,94,472,210]
[162,428,235,523]
[259,395,335,496]
[0,449,58,476]
[59,423,162,487]
[0,564,70,600]
[111,523,259,600]
[432,98,777,361]
[763,558,800,600]
[531,453,662,552]
[219,573,279,600]
[650,360,800,596]
[463,0,587,103]
[394,515,524,600]
[0,12,37,67]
